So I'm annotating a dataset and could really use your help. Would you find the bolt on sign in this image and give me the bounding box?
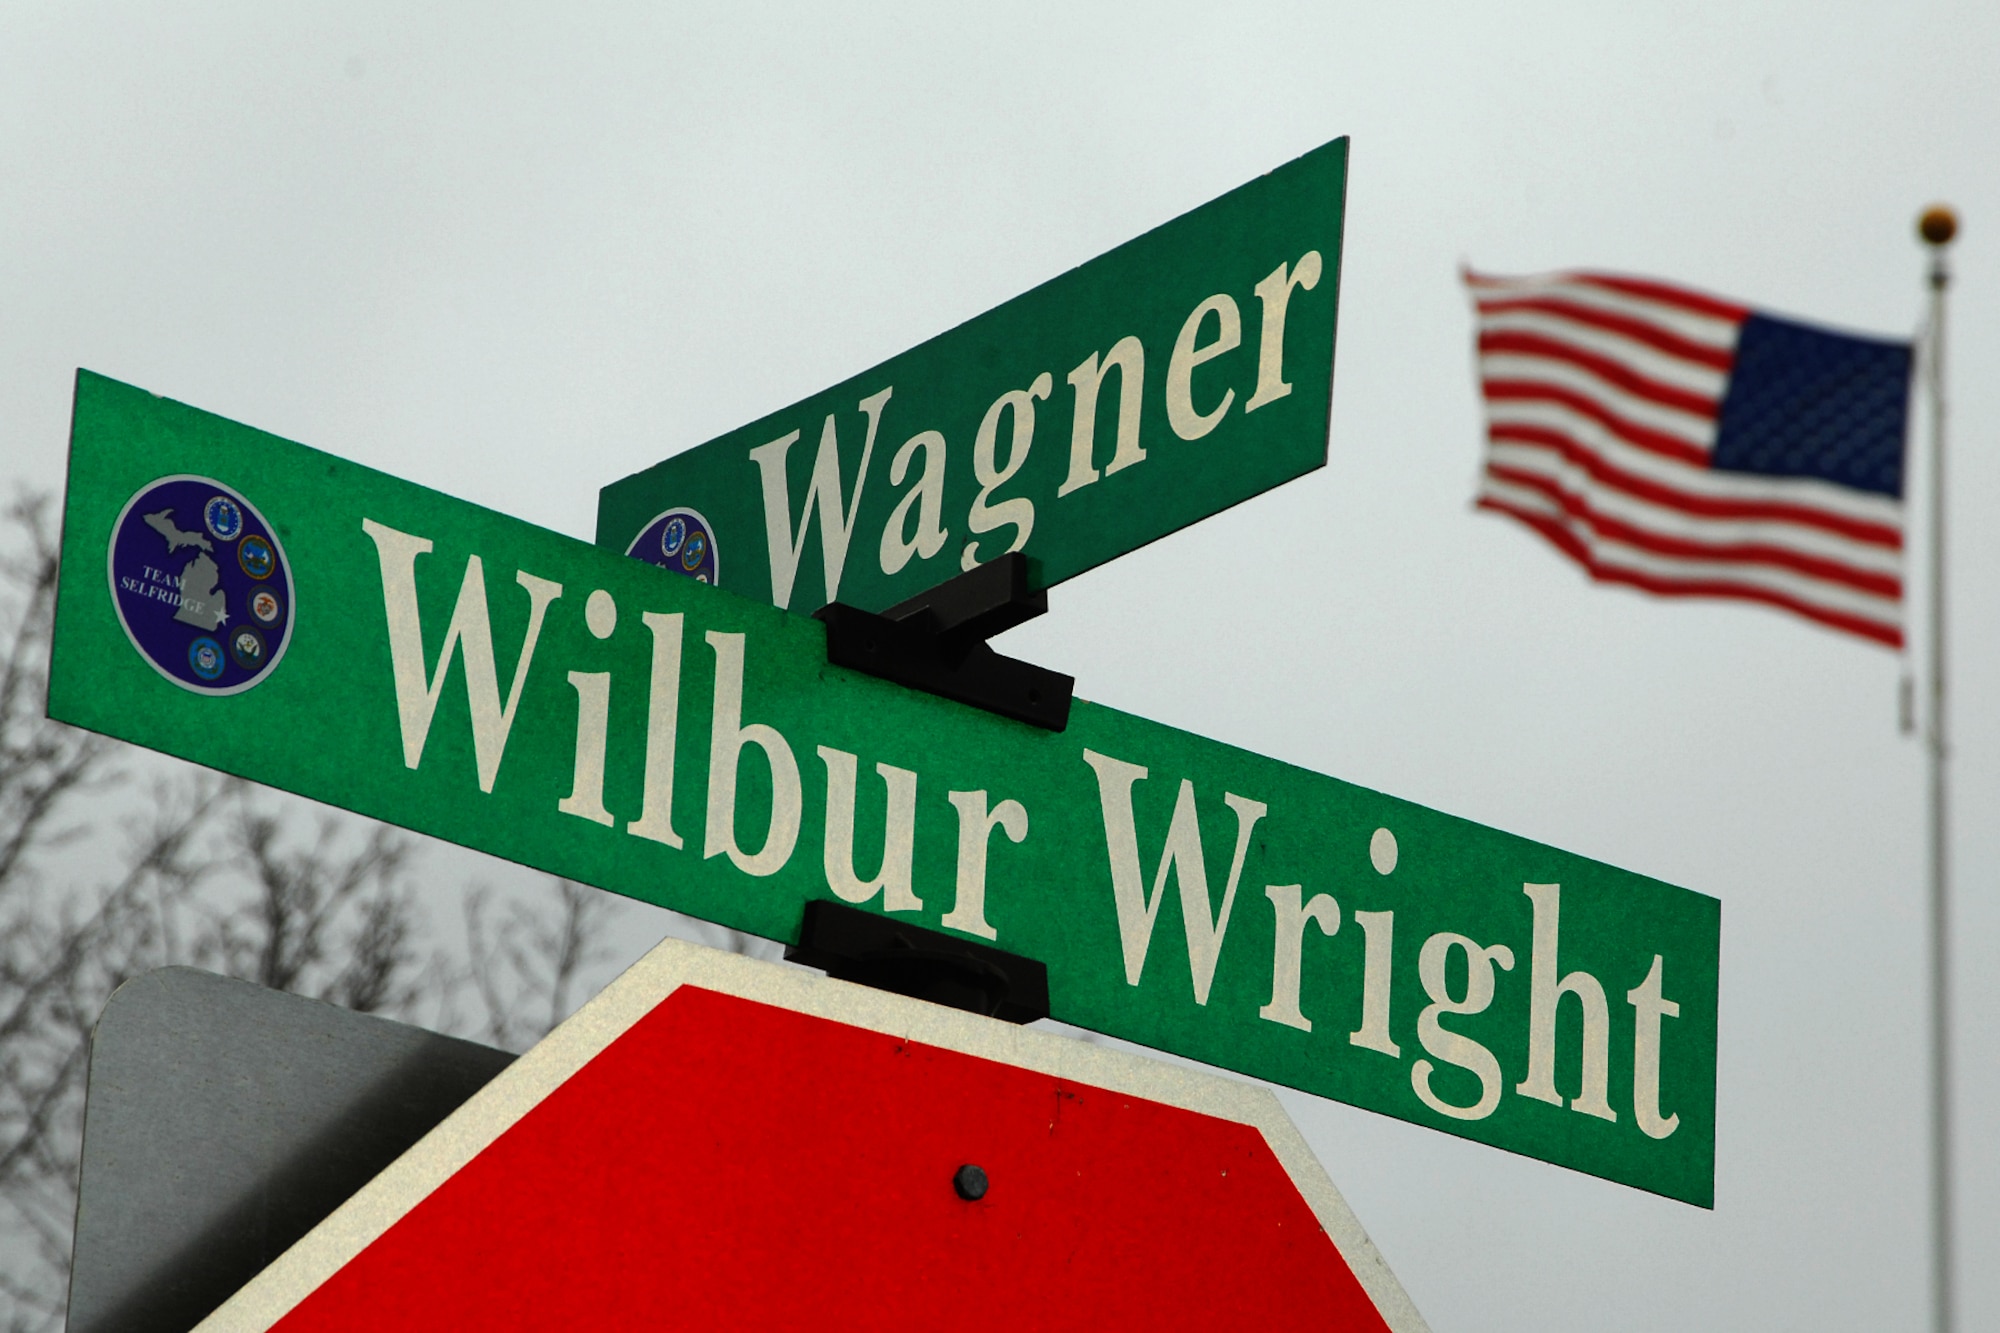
[596,138,1349,613]
[188,938,1429,1331]
[52,372,1719,1205]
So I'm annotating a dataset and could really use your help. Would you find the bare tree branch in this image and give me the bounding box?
[0,487,637,1328]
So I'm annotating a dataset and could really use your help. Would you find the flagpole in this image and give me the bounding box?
[1918,202,1956,1333]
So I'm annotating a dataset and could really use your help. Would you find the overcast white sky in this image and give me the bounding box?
[6,2,1998,1327]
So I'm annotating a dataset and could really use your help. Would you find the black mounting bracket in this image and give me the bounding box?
[813,553,1074,731]
[785,900,1050,1024]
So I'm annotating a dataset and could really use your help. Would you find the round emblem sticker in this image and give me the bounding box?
[108,476,295,696]
[228,627,267,670]
[188,637,225,681]
[204,496,244,542]
[625,507,719,586]
[237,534,275,580]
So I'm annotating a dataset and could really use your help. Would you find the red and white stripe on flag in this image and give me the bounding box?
[1466,269,1906,647]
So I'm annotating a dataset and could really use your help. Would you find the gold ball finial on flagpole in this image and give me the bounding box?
[1919,205,1958,247]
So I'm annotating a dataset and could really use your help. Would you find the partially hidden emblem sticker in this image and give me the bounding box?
[625,507,718,585]
[108,476,295,695]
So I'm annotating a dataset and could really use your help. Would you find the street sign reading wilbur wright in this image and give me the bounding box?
[52,372,1718,1205]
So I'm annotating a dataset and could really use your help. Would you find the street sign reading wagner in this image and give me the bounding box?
[597,138,1349,612]
[52,371,1719,1206]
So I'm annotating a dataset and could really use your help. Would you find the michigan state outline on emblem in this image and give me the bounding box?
[106,475,295,695]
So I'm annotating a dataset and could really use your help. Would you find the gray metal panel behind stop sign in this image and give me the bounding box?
[66,967,512,1333]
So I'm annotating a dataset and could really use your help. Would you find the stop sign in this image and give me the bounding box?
[194,939,1425,1332]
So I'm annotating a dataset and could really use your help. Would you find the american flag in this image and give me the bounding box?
[1466,269,1913,647]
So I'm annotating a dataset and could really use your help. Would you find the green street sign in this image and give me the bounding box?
[54,371,1718,1205]
[596,139,1349,613]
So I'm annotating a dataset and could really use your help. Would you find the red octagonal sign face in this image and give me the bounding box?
[195,939,1426,1332]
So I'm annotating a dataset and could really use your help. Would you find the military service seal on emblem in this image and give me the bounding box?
[108,476,295,695]
[625,506,719,585]
[203,495,244,542]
